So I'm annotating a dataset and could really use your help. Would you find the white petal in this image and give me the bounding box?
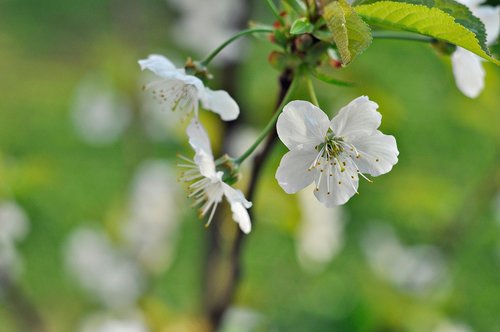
[277,101,330,150]
[473,6,500,45]
[314,164,359,207]
[350,131,399,176]
[138,54,176,77]
[139,55,205,98]
[275,147,317,194]
[186,120,216,178]
[330,96,381,140]
[201,88,240,121]
[223,184,252,234]
[451,47,485,99]
[455,0,483,8]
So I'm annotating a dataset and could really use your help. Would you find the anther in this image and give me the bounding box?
[338,181,342,185]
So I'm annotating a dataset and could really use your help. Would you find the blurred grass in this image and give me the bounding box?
[1,0,499,331]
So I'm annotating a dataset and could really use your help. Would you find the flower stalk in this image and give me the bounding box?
[234,75,298,165]
[200,28,274,66]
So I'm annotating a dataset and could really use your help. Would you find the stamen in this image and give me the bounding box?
[205,202,219,228]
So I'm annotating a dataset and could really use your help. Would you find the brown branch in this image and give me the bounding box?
[203,67,294,331]
[0,271,46,332]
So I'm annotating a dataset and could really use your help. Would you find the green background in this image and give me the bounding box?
[0,0,498,331]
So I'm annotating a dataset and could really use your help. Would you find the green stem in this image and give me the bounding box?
[235,76,298,164]
[372,31,434,43]
[306,77,319,106]
[265,0,285,25]
[200,28,274,66]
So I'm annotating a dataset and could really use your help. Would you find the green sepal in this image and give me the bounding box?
[290,17,315,34]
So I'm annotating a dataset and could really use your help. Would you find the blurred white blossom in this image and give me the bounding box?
[123,160,181,274]
[168,0,247,63]
[296,185,345,272]
[71,74,132,145]
[433,319,473,332]
[0,201,29,279]
[361,223,448,295]
[79,311,148,332]
[64,228,145,309]
[219,307,265,332]
[0,201,29,245]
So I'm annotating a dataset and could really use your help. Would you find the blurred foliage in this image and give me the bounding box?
[0,0,499,331]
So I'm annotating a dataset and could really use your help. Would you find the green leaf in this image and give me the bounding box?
[290,18,314,34]
[354,1,499,64]
[353,0,488,54]
[311,71,354,86]
[323,0,373,65]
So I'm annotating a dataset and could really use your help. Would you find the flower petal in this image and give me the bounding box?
[350,131,399,176]
[473,6,500,45]
[223,184,252,234]
[314,164,359,207]
[138,54,176,77]
[451,47,485,99]
[201,88,240,121]
[455,0,483,8]
[277,101,330,150]
[275,147,317,194]
[186,120,216,178]
[330,96,381,140]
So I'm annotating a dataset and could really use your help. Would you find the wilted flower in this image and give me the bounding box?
[451,0,499,98]
[179,120,252,233]
[275,97,399,207]
[138,54,239,120]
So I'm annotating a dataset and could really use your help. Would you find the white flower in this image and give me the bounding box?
[452,0,499,98]
[138,54,239,120]
[123,160,180,274]
[179,120,252,233]
[71,74,131,145]
[361,223,448,295]
[0,201,29,279]
[296,185,345,272]
[64,228,145,309]
[167,0,246,63]
[275,97,399,207]
[79,311,148,332]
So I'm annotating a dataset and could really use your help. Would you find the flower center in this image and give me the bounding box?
[308,133,368,196]
[145,80,197,114]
